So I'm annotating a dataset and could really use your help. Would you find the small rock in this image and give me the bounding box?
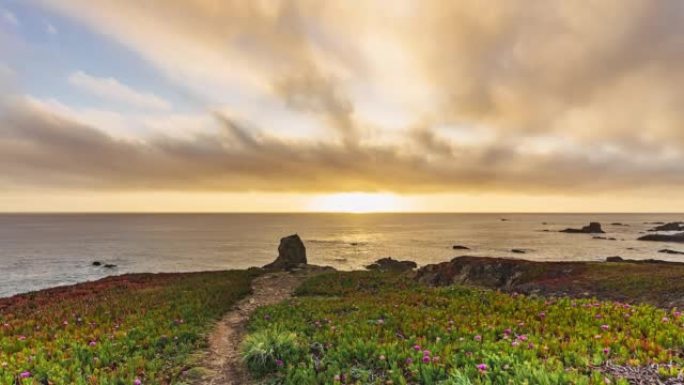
[452,245,470,250]
[103,264,117,268]
[659,249,684,255]
[365,257,417,272]
[511,249,526,254]
[92,261,102,266]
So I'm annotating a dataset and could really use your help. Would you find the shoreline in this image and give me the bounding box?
[3,254,683,308]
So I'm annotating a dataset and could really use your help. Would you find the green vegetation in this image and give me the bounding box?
[245,271,684,384]
[0,270,258,385]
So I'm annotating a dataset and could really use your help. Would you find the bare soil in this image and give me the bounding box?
[195,272,305,385]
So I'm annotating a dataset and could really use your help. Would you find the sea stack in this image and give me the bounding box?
[263,234,307,270]
[560,222,605,234]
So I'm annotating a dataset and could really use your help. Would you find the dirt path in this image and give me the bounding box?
[196,272,304,385]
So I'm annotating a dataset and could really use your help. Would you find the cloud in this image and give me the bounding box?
[68,71,171,111]
[1,96,684,195]
[10,0,684,196]
[1,8,18,26]
[45,22,57,35]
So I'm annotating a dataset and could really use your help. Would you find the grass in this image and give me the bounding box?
[0,270,258,385]
[244,271,684,384]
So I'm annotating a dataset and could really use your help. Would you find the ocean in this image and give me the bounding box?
[1,213,683,298]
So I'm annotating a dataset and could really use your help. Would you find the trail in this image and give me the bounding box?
[198,272,304,385]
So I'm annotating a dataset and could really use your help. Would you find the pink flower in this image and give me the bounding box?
[134,378,142,385]
[603,347,611,355]
[432,356,440,363]
[17,335,26,341]
[516,334,528,341]
[600,324,610,331]
[89,341,97,346]
[422,355,431,364]
[423,350,431,356]
[474,335,482,342]
[476,363,487,373]
[662,317,670,323]
[20,371,31,379]
[275,359,284,367]
[413,344,421,351]
[405,358,413,365]
[503,328,512,336]
[538,312,546,319]
[511,340,520,347]
[334,374,341,382]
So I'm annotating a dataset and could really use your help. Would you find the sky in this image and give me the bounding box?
[1,0,683,212]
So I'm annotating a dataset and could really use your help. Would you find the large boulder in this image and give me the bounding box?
[560,222,605,234]
[263,234,307,270]
[365,257,417,272]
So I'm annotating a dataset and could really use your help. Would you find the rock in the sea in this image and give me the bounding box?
[92,261,102,266]
[611,222,628,226]
[638,232,684,243]
[659,249,684,255]
[263,234,307,270]
[560,222,605,234]
[452,245,470,250]
[103,264,117,268]
[648,222,684,232]
[593,236,617,241]
[605,256,624,262]
[511,249,526,254]
[366,257,417,272]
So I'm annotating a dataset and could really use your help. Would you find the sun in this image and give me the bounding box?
[307,192,403,213]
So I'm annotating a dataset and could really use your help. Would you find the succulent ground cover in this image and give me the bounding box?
[244,271,684,384]
[0,270,257,385]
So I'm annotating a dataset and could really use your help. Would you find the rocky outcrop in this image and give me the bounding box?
[560,222,605,234]
[263,234,307,270]
[415,256,585,290]
[638,232,684,243]
[365,257,417,272]
[648,222,684,232]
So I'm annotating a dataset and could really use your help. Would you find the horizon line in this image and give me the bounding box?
[1,211,683,215]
